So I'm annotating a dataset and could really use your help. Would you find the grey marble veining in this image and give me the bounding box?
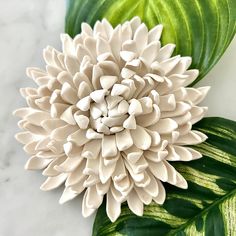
[0,1,235,236]
[0,1,94,236]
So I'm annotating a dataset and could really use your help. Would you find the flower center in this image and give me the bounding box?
[76,74,157,136]
[89,92,130,135]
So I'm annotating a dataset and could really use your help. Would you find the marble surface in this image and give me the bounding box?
[0,1,235,235]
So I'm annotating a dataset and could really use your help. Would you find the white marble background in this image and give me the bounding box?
[0,0,235,236]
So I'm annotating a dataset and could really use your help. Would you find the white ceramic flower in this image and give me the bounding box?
[14,17,209,222]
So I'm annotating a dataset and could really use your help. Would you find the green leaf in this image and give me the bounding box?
[65,0,236,85]
[93,117,236,236]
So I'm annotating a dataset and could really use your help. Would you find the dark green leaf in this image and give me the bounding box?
[65,0,236,85]
[205,207,225,236]
[162,198,201,219]
[93,117,236,236]
[118,217,173,236]
[195,216,203,232]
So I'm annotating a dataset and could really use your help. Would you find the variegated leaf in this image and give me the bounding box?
[93,117,236,236]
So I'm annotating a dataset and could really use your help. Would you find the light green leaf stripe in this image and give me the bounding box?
[65,0,236,85]
[92,117,236,236]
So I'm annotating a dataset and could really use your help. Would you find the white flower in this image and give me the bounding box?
[14,17,209,222]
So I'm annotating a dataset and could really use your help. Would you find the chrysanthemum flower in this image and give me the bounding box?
[14,17,209,222]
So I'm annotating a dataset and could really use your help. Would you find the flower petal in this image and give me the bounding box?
[116,129,133,151]
[102,135,117,158]
[127,190,144,216]
[106,191,121,222]
[40,173,67,191]
[131,126,152,150]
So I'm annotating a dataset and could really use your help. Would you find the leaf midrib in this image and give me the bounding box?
[167,188,236,235]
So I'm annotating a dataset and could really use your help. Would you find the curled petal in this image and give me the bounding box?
[148,161,168,182]
[153,180,166,204]
[107,191,121,222]
[149,118,178,134]
[55,156,83,173]
[82,190,96,218]
[59,187,79,204]
[131,126,152,150]
[86,186,103,209]
[99,154,116,184]
[136,104,160,127]
[40,173,67,191]
[176,130,207,145]
[116,129,133,151]
[25,156,52,170]
[102,135,117,157]
[127,190,144,216]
